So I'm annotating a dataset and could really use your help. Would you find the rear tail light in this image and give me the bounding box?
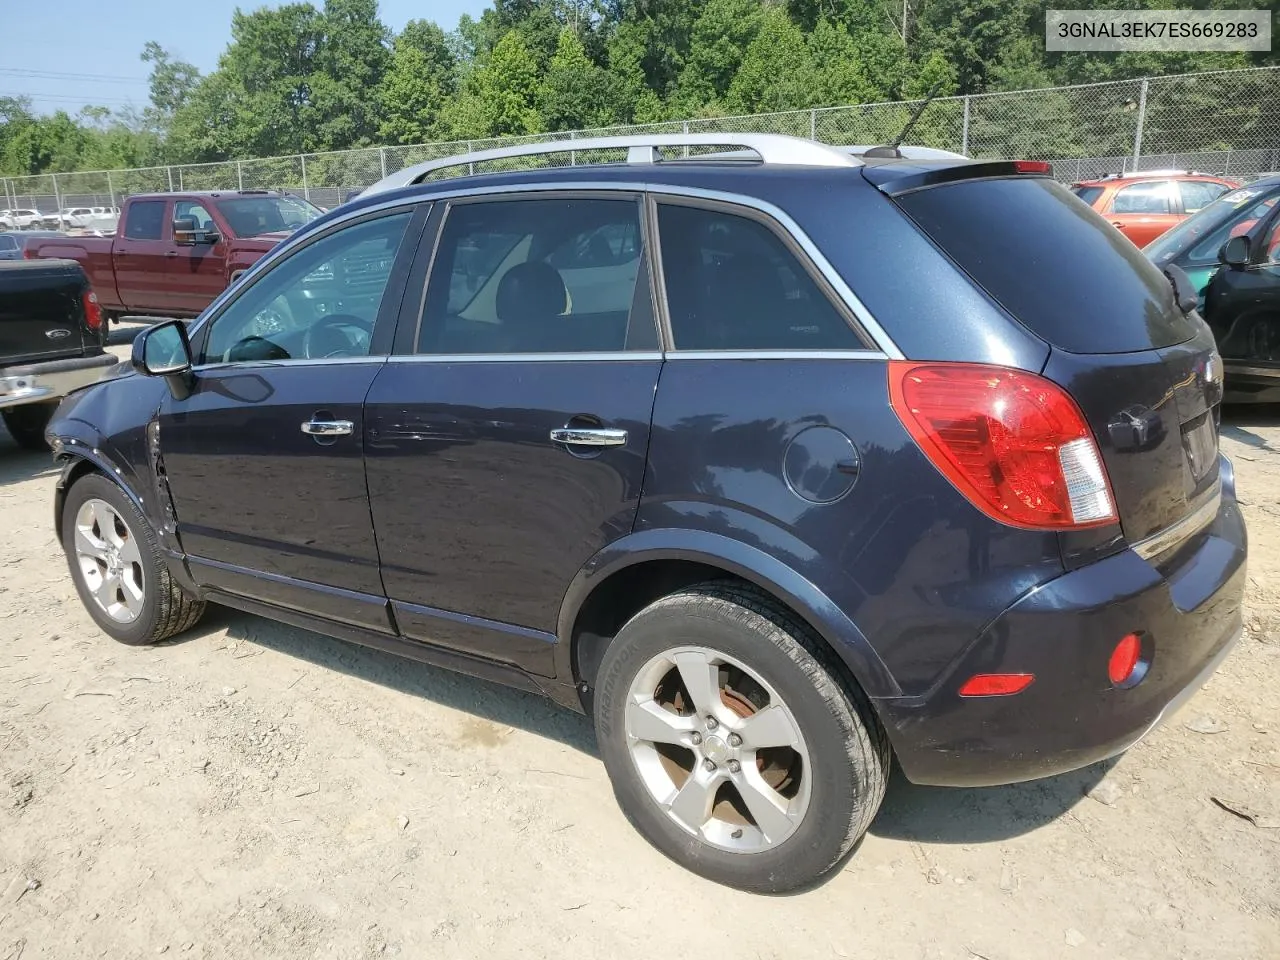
[889,361,1117,530]
[1014,160,1053,174]
[82,290,103,331]
[958,673,1034,697]
[22,245,36,259]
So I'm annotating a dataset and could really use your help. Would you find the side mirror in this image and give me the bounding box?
[131,320,195,399]
[173,216,198,246]
[1220,235,1250,269]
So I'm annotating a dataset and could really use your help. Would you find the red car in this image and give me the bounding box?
[25,191,322,322]
[1070,171,1238,247]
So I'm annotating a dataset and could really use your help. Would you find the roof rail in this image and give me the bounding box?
[362,133,861,197]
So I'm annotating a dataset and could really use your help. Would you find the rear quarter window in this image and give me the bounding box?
[896,177,1198,354]
[1071,185,1104,207]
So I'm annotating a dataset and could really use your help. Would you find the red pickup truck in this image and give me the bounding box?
[25,190,322,321]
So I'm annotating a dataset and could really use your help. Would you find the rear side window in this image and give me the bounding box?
[1071,185,1104,207]
[124,201,166,240]
[1179,180,1229,214]
[1111,181,1174,214]
[656,202,862,351]
[896,177,1198,354]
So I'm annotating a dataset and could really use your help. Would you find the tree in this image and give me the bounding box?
[725,8,814,114]
[141,42,201,122]
[378,20,457,144]
[539,27,623,129]
[439,31,543,139]
[316,0,391,147]
[672,0,766,110]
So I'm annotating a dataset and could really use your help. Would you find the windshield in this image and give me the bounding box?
[218,195,322,238]
[1146,182,1280,265]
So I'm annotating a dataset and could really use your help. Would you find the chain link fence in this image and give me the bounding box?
[4,65,1278,220]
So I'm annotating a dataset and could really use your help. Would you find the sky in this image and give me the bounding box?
[1,0,490,115]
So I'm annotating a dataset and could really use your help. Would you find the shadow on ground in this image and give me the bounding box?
[0,434,59,487]
[173,605,598,756]
[1221,403,1280,452]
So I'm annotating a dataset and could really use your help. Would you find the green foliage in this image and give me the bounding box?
[2,0,1278,178]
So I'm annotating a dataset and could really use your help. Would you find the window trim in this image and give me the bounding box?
[188,203,430,370]
[408,190,660,357]
[122,198,170,242]
[649,192,878,353]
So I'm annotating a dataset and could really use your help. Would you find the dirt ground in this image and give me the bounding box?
[1,342,1277,959]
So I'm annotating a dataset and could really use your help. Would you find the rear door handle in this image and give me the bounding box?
[301,419,353,436]
[549,427,627,447]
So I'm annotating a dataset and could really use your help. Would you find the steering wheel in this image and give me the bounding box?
[302,314,373,359]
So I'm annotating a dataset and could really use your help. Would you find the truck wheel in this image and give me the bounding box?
[2,402,57,451]
[594,582,890,893]
[62,473,205,645]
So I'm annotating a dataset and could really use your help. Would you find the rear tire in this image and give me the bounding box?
[2,402,57,451]
[61,472,205,646]
[594,582,890,893]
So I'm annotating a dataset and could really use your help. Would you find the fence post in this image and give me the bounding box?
[379,147,387,179]
[106,171,115,208]
[682,120,690,158]
[165,166,174,192]
[569,129,576,166]
[961,96,971,155]
[300,155,309,200]
[809,110,816,141]
[467,141,475,176]
[178,167,184,190]
[52,173,62,211]
[1132,78,1149,169]
[1222,148,1232,177]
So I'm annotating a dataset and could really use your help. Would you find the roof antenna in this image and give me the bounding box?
[863,80,946,159]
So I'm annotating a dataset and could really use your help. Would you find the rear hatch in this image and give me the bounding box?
[877,166,1221,547]
[0,259,91,365]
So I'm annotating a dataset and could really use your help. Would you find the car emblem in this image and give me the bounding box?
[45,329,71,340]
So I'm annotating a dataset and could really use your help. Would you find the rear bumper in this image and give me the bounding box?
[1222,361,1280,404]
[0,353,118,410]
[876,455,1247,787]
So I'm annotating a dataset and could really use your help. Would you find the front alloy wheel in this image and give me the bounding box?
[73,498,146,623]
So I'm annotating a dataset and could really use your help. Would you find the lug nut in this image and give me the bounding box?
[727,733,741,747]
[703,758,717,773]
[705,716,719,730]
[728,759,741,774]
[690,732,703,745]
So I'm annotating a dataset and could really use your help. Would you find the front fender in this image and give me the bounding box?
[50,418,149,540]
[557,527,901,698]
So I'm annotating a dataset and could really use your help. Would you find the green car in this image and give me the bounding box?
[1146,175,1280,401]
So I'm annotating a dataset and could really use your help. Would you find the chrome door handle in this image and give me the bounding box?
[301,419,353,436]
[549,427,628,447]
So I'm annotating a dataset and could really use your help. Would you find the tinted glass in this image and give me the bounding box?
[0,236,16,252]
[897,177,1198,353]
[218,196,321,237]
[1179,181,1229,214]
[1071,185,1104,207]
[1112,181,1173,214]
[202,212,410,364]
[419,198,655,354]
[657,203,861,350]
[1147,184,1280,265]
[124,201,166,240]
[174,201,215,230]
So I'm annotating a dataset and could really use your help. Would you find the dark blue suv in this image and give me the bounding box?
[47,135,1247,893]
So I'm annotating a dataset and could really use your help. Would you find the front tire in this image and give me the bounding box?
[61,473,205,645]
[594,582,890,893]
[2,402,57,451]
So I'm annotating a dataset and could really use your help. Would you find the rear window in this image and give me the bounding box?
[895,177,1198,354]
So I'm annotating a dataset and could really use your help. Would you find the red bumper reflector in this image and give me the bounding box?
[1109,633,1142,686]
[958,673,1035,697]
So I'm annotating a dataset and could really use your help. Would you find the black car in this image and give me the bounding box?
[46,135,1246,893]
[0,230,65,261]
[1146,174,1280,402]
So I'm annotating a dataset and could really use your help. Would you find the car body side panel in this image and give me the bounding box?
[637,358,1065,698]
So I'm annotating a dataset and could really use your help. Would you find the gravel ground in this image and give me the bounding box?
[1,340,1277,959]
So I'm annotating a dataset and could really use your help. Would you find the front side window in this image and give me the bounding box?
[1111,181,1174,215]
[656,202,862,351]
[419,197,655,354]
[174,201,215,231]
[1179,181,1229,214]
[201,212,411,364]
[0,236,16,252]
[124,200,166,240]
[217,195,322,237]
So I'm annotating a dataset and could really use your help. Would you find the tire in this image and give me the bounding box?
[2,402,57,451]
[61,472,205,646]
[594,581,890,893]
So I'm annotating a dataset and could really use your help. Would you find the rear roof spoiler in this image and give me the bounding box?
[862,159,1055,196]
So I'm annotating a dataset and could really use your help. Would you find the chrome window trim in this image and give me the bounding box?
[387,352,664,364]
[188,180,905,361]
[1131,482,1221,561]
[193,355,388,374]
[663,349,886,360]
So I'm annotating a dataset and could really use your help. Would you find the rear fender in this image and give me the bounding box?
[556,526,901,699]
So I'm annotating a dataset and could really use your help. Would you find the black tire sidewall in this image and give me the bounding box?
[595,596,869,893]
[62,473,167,646]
